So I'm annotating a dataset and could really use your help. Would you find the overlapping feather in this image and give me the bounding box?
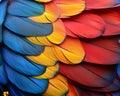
[0,0,120,96]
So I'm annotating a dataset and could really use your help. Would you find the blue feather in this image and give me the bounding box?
[4,15,52,36]
[111,92,120,96]
[9,83,44,96]
[0,64,7,84]
[117,64,120,77]
[8,84,33,96]
[0,47,7,84]
[3,29,44,55]
[8,0,44,17]
[3,47,46,76]
[5,65,48,94]
[0,0,8,42]
[116,0,120,4]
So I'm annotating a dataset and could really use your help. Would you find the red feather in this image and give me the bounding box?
[60,62,115,87]
[63,13,105,38]
[82,36,120,64]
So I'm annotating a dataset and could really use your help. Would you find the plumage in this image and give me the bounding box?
[54,0,85,18]
[29,2,59,23]
[85,0,120,9]
[63,13,105,38]
[89,79,120,92]
[27,47,58,66]
[60,62,115,87]
[3,29,45,55]
[0,0,8,42]
[67,83,79,96]
[0,64,7,84]
[27,19,66,45]
[117,64,120,78]
[83,41,120,64]
[34,63,59,79]
[3,47,46,76]
[4,15,52,36]
[53,36,85,64]
[91,7,120,36]
[5,64,48,94]
[0,0,120,96]
[8,0,44,17]
[42,74,68,96]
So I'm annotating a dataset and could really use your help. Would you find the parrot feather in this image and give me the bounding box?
[8,0,44,17]
[0,0,8,42]
[60,62,115,87]
[4,15,52,36]
[5,64,48,94]
[3,47,46,76]
[3,29,45,55]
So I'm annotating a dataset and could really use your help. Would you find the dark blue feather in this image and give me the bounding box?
[111,92,120,96]
[0,47,7,84]
[117,64,120,78]
[9,84,32,96]
[9,83,42,96]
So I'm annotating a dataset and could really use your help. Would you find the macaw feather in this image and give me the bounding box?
[29,2,59,23]
[27,19,66,45]
[3,47,46,76]
[54,0,85,18]
[82,36,120,64]
[0,0,8,42]
[8,0,44,17]
[3,29,45,55]
[53,37,85,64]
[0,0,120,95]
[60,62,115,88]
[4,15,52,36]
[35,0,52,3]
[5,64,48,94]
[67,83,79,96]
[63,13,105,38]
[27,47,57,66]
[43,74,68,96]
[34,63,59,79]
[0,64,7,84]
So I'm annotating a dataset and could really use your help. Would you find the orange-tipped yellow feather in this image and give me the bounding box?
[46,19,66,44]
[35,0,52,3]
[55,0,85,18]
[43,74,68,96]
[53,37,85,64]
